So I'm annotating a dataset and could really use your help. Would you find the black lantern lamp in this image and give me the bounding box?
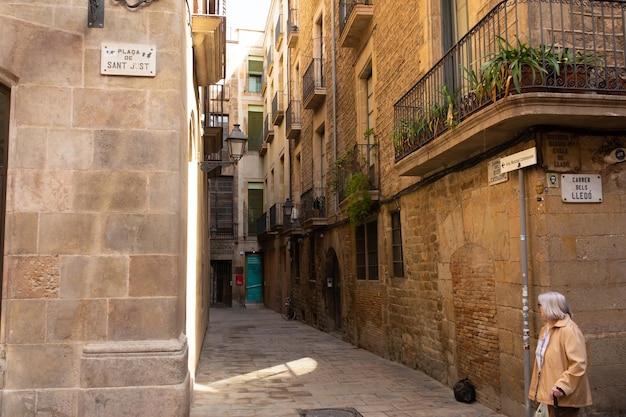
[283,198,294,219]
[226,124,248,164]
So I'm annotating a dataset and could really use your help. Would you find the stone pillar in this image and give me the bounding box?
[0,2,191,415]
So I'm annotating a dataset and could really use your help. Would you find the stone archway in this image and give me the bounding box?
[450,244,501,406]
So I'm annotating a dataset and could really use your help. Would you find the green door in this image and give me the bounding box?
[246,253,262,304]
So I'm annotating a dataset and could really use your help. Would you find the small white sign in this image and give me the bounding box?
[488,158,508,185]
[101,43,156,77]
[561,174,602,203]
[500,147,537,173]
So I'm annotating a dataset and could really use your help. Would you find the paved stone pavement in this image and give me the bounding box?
[191,306,509,417]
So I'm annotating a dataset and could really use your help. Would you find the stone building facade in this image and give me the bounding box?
[0,1,225,415]
[258,0,626,416]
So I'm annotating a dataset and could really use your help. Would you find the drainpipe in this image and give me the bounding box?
[331,0,338,215]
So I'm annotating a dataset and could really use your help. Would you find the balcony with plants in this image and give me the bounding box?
[329,140,380,225]
[393,0,626,178]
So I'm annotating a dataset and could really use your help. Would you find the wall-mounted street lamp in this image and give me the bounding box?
[201,124,249,172]
[283,198,294,219]
[225,124,248,164]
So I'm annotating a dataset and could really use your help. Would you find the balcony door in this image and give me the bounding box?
[441,0,469,91]
[442,0,468,52]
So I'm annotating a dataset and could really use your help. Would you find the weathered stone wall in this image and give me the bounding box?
[0,2,191,416]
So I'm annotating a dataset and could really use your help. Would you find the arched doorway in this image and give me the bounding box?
[324,248,341,332]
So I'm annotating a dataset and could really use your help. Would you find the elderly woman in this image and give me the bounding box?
[529,292,592,417]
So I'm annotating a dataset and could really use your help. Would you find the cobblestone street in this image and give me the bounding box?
[191,307,508,417]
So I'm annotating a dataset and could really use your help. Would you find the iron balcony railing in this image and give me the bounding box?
[256,212,269,236]
[210,224,238,240]
[265,46,273,74]
[272,90,285,125]
[275,14,283,47]
[393,0,626,162]
[301,187,326,221]
[269,202,285,229]
[286,99,302,139]
[303,58,324,101]
[339,0,373,34]
[264,113,274,142]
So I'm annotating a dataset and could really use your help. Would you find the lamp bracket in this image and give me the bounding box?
[88,0,104,28]
[114,0,155,8]
[200,161,233,172]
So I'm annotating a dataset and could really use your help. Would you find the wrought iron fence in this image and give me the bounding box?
[339,0,374,34]
[301,187,326,221]
[303,58,324,101]
[286,99,302,138]
[269,202,285,229]
[275,14,283,46]
[393,0,626,162]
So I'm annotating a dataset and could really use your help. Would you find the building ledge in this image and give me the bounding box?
[395,93,626,178]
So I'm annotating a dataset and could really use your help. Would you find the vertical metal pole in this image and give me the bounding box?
[331,0,338,216]
[520,169,532,417]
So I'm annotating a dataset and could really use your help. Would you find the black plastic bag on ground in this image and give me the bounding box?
[453,377,476,403]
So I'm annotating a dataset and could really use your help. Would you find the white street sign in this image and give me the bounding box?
[101,43,156,77]
[500,147,537,173]
[561,174,603,203]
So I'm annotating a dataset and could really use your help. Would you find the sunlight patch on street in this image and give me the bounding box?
[194,357,318,392]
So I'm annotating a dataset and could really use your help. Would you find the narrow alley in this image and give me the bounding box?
[190,307,508,417]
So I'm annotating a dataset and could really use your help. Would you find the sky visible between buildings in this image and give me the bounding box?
[227,0,271,31]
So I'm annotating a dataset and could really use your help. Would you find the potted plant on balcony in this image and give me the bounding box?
[393,117,430,155]
[553,47,601,91]
[480,36,555,99]
[328,131,375,224]
[440,84,460,129]
[461,65,490,116]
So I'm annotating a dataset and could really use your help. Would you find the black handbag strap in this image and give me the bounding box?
[553,395,560,417]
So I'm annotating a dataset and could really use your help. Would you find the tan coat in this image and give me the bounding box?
[529,315,592,407]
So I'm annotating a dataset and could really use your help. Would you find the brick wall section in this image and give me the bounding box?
[451,244,500,407]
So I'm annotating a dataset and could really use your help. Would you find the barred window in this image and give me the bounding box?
[391,211,404,277]
[356,219,378,280]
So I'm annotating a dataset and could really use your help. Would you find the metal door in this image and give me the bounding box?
[246,253,263,304]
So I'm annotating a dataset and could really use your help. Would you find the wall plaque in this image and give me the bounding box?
[542,133,580,172]
[101,43,156,77]
[561,174,602,203]
[488,158,508,185]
